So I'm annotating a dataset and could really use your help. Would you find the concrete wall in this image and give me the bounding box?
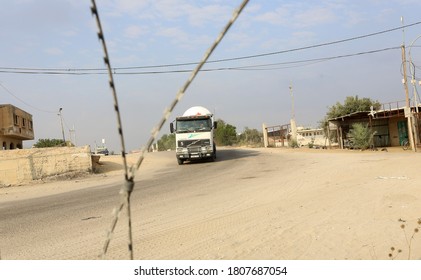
[0,146,92,186]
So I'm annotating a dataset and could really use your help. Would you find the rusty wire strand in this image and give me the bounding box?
[91,0,249,259]
[130,0,250,179]
[90,0,134,259]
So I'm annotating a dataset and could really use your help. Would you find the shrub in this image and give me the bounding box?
[157,134,175,151]
[33,139,65,148]
[288,138,299,148]
[348,123,374,150]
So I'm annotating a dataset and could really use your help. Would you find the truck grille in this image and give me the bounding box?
[178,139,211,148]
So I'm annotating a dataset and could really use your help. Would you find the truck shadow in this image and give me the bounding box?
[182,148,260,165]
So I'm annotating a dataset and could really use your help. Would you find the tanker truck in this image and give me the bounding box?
[170,106,217,165]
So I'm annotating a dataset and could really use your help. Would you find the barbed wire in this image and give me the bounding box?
[90,0,133,259]
[91,0,250,260]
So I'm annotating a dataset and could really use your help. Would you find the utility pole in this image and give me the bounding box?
[409,35,421,146]
[400,16,416,151]
[289,82,297,144]
[69,124,76,146]
[289,82,295,119]
[58,108,66,144]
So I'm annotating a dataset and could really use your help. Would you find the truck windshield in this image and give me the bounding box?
[176,118,211,132]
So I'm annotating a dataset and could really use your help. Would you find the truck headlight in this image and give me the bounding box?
[177,148,187,153]
[201,146,211,152]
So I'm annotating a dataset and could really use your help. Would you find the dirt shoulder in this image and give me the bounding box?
[1,147,421,260]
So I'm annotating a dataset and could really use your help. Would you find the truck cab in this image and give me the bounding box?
[170,106,217,165]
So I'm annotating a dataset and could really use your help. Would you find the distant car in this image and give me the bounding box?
[95,147,109,156]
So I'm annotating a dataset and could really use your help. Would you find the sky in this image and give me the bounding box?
[1,0,421,153]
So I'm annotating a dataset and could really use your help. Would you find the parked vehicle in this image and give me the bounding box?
[94,146,109,156]
[170,106,217,165]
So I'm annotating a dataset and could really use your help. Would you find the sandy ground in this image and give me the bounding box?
[1,147,421,260]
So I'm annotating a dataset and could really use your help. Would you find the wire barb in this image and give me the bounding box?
[90,0,134,259]
[91,0,249,260]
[130,0,250,179]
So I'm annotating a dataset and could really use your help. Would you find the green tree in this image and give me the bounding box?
[214,119,237,146]
[237,127,263,146]
[326,95,381,119]
[33,138,65,148]
[320,95,380,144]
[348,123,374,150]
[157,133,175,151]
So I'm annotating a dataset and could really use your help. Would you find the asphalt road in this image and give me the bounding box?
[0,148,261,259]
[4,148,419,260]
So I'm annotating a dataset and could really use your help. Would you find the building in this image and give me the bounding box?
[328,100,421,149]
[0,104,34,150]
[263,123,290,147]
[296,127,326,147]
[263,123,336,148]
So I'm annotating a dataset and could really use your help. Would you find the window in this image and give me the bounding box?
[14,114,19,125]
[22,118,26,127]
[29,121,33,130]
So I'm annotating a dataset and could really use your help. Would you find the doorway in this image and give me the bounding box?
[397,120,408,146]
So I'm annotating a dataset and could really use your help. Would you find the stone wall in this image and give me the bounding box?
[0,146,93,186]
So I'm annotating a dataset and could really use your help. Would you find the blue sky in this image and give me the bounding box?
[1,0,421,152]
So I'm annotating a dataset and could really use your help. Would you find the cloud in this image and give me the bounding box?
[44,47,64,56]
[253,6,289,25]
[158,26,189,42]
[253,3,337,28]
[293,7,337,28]
[185,4,232,27]
[344,10,366,27]
[104,0,150,17]
[152,1,233,27]
[225,32,258,51]
[124,25,148,39]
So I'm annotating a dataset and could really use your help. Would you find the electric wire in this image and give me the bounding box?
[1,20,421,74]
[0,46,406,75]
[0,82,56,113]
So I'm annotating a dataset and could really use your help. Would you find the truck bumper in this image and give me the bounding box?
[176,152,214,160]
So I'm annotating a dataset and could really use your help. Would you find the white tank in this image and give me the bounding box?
[182,106,212,117]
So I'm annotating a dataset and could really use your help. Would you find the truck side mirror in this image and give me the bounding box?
[213,121,217,129]
[170,123,174,133]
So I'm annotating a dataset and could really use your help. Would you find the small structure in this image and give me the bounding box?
[0,104,34,150]
[263,123,336,148]
[296,127,326,147]
[263,123,290,147]
[328,100,421,149]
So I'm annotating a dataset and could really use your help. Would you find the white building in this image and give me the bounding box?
[296,127,326,147]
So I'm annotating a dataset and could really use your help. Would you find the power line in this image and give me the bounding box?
[223,46,402,70]
[211,20,421,63]
[0,46,404,75]
[1,20,421,74]
[0,82,56,113]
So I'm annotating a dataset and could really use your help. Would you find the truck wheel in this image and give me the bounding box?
[177,158,184,165]
[209,152,216,162]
